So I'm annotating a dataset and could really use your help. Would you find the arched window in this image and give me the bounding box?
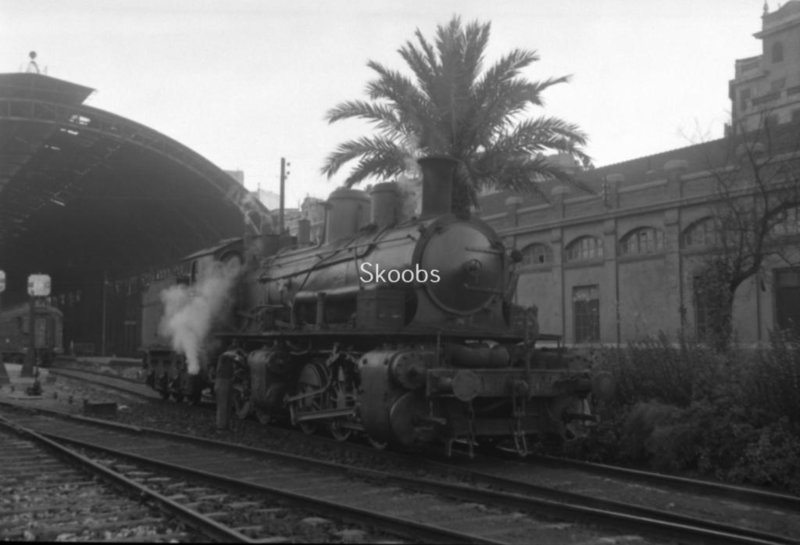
[682,217,718,248]
[619,227,664,256]
[520,243,552,266]
[772,41,784,63]
[772,207,800,236]
[565,236,604,263]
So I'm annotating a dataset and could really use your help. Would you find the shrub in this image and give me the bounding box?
[746,330,800,427]
[580,333,800,494]
[599,334,723,408]
[728,419,800,491]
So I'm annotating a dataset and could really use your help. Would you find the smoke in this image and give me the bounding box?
[396,173,422,219]
[158,259,241,375]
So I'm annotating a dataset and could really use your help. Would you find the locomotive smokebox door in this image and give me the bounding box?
[417,220,504,315]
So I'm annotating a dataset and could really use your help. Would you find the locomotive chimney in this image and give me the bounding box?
[418,156,459,218]
[369,182,400,229]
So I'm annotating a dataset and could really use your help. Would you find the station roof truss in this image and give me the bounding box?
[0,72,265,293]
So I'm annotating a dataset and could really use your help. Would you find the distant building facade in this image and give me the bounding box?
[730,1,800,131]
[477,4,800,346]
[479,139,800,346]
[300,196,327,244]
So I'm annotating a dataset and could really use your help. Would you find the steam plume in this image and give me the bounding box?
[397,137,422,219]
[396,173,421,219]
[158,259,241,375]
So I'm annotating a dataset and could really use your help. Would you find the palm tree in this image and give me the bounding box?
[321,16,592,214]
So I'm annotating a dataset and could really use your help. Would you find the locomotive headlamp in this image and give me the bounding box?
[463,259,482,281]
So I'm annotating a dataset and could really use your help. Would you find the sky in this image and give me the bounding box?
[0,0,770,208]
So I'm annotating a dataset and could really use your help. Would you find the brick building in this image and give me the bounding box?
[479,4,800,346]
[479,135,800,346]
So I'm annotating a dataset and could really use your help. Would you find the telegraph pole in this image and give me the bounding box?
[279,157,286,234]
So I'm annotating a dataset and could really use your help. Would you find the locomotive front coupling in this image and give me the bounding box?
[357,346,597,449]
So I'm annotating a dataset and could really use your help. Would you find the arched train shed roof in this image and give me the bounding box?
[0,72,263,296]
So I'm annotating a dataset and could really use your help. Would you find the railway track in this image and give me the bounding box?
[38,363,800,543]
[524,453,800,512]
[45,367,163,401]
[2,403,796,544]
[0,404,645,544]
[452,453,800,544]
[0,417,196,542]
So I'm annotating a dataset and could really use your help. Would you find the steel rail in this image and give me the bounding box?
[46,368,161,400]
[46,409,800,543]
[527,454,800,511]
[38,430,507,545]
[0,414,251,543]
[49,365,144,386]
[4,403,792,545]
[44,429,793,545]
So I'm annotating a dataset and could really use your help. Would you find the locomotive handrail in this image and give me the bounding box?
[259,234,416,281]
[293,286,363,302]
[462,284,504,294]
[464,246,504,255]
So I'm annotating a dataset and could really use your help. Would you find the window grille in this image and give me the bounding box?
[682,218,718,248]
[520,243,552,266]
[573,285,600,343]
[772,207,800,236]
[619,227,664,256]
[565,236,604,262]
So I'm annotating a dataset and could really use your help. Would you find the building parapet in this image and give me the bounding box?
[617,178,667,193]
[490,179,783,239]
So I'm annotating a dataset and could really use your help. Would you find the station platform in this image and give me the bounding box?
[0,362,78,412]
[0,360,156,415]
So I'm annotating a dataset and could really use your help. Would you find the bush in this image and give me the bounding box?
[581,333,800,494]
[746,330,800,427]
[728,419,800,490]
[599,334,723,408]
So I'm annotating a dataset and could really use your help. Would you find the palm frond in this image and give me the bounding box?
[344,152,409,186]
[320,135,408,183]
[473,49,540,97]
[325,100,410,140]
[322,15,591,210]
[461,20,490,84]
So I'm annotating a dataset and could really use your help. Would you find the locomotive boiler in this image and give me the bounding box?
[147,156,609,456]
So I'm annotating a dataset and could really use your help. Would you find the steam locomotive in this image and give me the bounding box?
[144,156,610,456]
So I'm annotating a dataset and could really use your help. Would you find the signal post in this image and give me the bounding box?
[21,273,51,379]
